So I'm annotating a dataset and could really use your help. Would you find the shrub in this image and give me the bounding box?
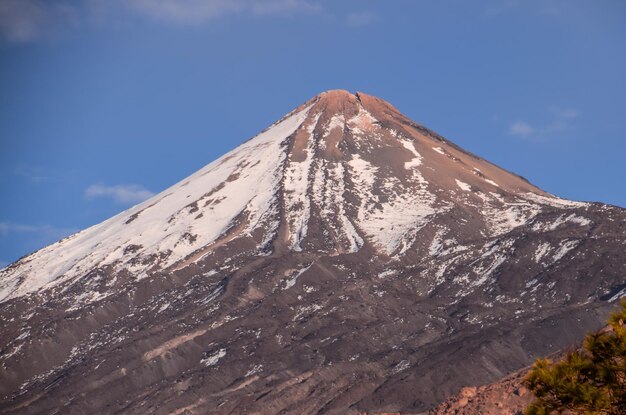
[524,298,626,415]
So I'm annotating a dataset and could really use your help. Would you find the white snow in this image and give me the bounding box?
[340,215,365,252]
[324,114,345,135]
[245,364,263,377]
[484,178,499,187]
[608,287,626,303]
[569,215,591,226]
[0,104,314,303]
[552,239,579,262]
[400,139,422,168]
[533,242,552,263]
[433,147,445,155]
[283,264,312,290]
[378,270,396,279]
[477,192,542,236]
[348,152,437,255]
[531,214,591,232]
[283,113,321,251]
[523,192,590,209]
[391,360,411,374]
[455,180,471,192]
[347,108,378,135]
[546,215,568,231]
[471,254,507,288]
[157,303,170,313]
[293,304,323,321]
[201,348,226,366]
[312,160,363,253]
[429,229,446,256]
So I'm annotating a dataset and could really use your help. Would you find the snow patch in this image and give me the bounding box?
[455,180,471,192]
[378,270,397,279]
[312,161,363,253]
[391,360,410,374]
[284,113,321,251]
[429,229,446,257]
[400,139,422,168]
[283,264,312,290]
[245,364,263,377]
[201,348,226,367]
[484,178,499,187]
[523,193,590,209]
[608,287,626,303]
[477,193,542,236]
[552,240,579,262]
[348,153,437,254]
[533,214,592,232]
[324,114,345,135]
[533,242,552,263]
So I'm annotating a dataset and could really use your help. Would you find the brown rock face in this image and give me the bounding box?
[1,90,625,414]
[431,368,532,415]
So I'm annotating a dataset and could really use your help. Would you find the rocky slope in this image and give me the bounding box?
[1,90,625,414]
[431,366,532,415]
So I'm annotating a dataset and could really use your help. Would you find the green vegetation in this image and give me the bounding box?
[524,299,626,415]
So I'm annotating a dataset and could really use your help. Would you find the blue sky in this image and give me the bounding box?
[1,0,625,266]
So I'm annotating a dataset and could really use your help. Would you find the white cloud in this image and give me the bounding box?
[246,0,320,16]
[346,10,375,27]
[123,0,243,24]
[509,107,579,140]
[0,222,38,234]
[550,107,579,120]
[0,222,78,240]
[0,0,48,42]
[509,121,534,137]
[0,0,320,41]
[0,0,78,43]
[119,0,320,24]
[484,0,520,17]
[13,165,49,183]
[85,183,155,204]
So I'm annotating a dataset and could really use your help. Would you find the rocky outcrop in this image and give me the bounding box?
[432,368,532,415]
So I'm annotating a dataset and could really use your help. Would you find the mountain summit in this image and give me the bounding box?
[1,91,625,414]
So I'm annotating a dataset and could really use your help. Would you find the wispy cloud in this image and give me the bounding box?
[0,222,78,260]
[509,106,580,140]
[346,10,375,27]
[0,0,78,43]
[13,165,50,183]
[0,0,320,42]
[122,0,319,25]
[0,221,78,240]
[485,0,570,18]
[85,183,154,204]
[509,121,534,138]
[550,107,579,120]
[484,0,520,17]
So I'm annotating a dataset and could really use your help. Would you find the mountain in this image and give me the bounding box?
[1,90,625,414]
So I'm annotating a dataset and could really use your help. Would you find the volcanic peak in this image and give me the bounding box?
[0,90,587,304]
